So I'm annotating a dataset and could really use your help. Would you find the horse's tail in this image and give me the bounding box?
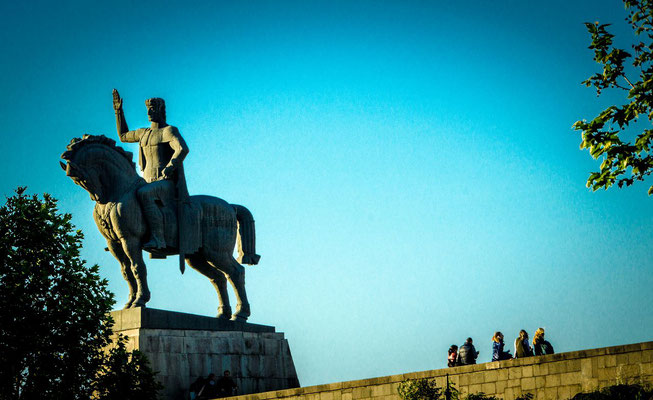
[232,204,261,265]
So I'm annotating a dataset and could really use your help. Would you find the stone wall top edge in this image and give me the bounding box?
[110,307,277,333]
[226,340,653,400]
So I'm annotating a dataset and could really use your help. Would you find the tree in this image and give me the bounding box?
[573,0,653,195]
[0,188,114,399]
[93,335,162,400]
[0,188,161,400]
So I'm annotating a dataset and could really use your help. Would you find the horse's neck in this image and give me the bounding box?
[103,167,143,203]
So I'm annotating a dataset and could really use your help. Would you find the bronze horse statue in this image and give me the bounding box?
[60,135,259,321]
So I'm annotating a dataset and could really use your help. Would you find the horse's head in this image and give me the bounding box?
[61,135,138,203]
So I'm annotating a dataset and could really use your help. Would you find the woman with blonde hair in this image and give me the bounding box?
[514,329,533,358]
[533,328,555,355]
[491,331,512,361]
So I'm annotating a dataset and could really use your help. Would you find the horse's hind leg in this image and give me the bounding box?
[204,250,250,322]
[107,240,137,308]
[227,257,251,321]
[186,254,232,319]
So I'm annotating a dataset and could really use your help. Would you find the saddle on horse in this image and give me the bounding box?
[139,180,201,259]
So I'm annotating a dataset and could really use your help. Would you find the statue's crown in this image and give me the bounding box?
[145,97,165,109]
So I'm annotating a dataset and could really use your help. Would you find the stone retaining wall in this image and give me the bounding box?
[227,341,653,400]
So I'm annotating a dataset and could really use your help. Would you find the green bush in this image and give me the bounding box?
[397,379,450,400]
[397,378,535,400]
[397,375,651,400]
[571,384,653,400]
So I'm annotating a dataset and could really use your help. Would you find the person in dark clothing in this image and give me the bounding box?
[492,331,512,361]
[533,327,555,356]
[456,337,479,365]
[447,345,458,367]
[197,373,219,400]
[216,370,238,397]
[190,375,207,400]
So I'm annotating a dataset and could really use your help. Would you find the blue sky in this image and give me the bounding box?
[1,0,651,387]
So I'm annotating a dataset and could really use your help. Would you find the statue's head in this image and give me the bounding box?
[145,97,166,124]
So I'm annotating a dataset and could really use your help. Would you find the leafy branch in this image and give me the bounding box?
[574,0,653,195]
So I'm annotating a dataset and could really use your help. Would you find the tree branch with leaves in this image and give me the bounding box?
[573,0,653,195]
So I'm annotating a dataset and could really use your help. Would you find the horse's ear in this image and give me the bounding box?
[59,161,67,171]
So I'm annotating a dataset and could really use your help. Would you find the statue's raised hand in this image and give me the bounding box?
[112,89,123,111]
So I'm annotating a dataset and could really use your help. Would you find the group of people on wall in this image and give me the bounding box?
[447,328,554,367]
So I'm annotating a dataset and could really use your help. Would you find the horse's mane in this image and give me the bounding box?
[61,134,135,169]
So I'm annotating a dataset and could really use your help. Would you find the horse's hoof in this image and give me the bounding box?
[230,304,250,322]
[124,295,136,309]
[130,294,149,308]
[217,306,232,320]
[230,314,248,322]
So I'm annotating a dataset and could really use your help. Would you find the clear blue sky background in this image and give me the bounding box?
[1,0,651,387]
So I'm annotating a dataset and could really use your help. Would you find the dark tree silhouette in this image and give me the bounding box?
[0,188,161,400]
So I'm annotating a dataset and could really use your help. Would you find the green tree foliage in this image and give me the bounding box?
[397,379,452,400]
[0,188,161,400]
[571,384,653,400]
[93,335,163,400]
[573,0,653,195]
[396,379,651,400]
[0,188,114,399]
[397,379,534,400]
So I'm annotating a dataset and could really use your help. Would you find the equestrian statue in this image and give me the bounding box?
[60,90,260,321]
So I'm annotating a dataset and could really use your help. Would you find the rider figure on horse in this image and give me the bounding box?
[112,89,189,252]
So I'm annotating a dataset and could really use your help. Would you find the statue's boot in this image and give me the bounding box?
[142,203,166,250]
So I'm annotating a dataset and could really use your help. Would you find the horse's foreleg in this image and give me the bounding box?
[121,238,151,308]
[186,254,232,319]
[107,240,137,308]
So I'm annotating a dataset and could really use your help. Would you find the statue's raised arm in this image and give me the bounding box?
[113,89,137,142]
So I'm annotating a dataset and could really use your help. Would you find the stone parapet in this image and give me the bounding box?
[226,341,653,400]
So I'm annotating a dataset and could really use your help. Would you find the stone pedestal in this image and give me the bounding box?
[110,308,299,400]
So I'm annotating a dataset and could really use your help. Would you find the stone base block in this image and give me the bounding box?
[110,308,299,400]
